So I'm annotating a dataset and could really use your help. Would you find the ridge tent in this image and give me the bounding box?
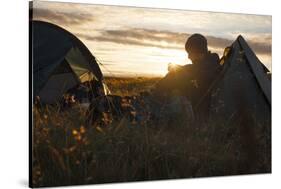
[31,20,104,104]
[206,35,271,124]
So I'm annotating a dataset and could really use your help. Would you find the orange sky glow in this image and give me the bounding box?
[32,1,272,77]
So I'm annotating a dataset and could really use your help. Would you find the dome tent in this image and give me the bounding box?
[31,20,104,104]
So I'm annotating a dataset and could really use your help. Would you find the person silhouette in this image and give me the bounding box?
[184,34,221,101]
[154,33,221,116]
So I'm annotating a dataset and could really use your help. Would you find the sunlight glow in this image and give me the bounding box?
[32,1,272,77]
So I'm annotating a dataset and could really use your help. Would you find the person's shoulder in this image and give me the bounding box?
[181,64,195,73]
[182,64,193,68]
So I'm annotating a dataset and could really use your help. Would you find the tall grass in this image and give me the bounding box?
[104,77,161,96]
[32,77,271,187]
[32,107,271,187]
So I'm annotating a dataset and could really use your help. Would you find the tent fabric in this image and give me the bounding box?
[65,47,94,78]
[208,35,271,123]
[38,73,79,104]
[52,59,74,75]
[31,20,104,103]
[237,36,271,104]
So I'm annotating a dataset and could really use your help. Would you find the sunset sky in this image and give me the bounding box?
[32,1,272,77]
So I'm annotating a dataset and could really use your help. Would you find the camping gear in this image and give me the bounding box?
[206,35,271,124]
[31,20,104,104]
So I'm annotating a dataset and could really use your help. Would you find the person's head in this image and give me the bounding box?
[185,33,208,63]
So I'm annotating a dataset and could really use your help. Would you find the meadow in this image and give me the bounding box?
[32,77,271,187]
[104,77,161,96]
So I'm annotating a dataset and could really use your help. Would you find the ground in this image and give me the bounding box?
[104,77,161,96]
[32,77,271,187]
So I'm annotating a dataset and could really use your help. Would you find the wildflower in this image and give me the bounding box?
[72,129,78,136]
[76,135,82,141]
[80,126,86,134]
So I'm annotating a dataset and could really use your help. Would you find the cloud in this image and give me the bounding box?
[248,40,271,55]
[31,5,271,55]
[32,8,94,26]
[77,28,271,55]
[77,30,186,50]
